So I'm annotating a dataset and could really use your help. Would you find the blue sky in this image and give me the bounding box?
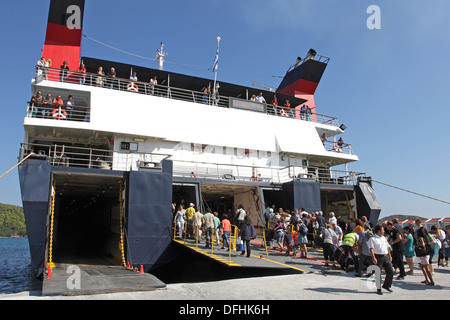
[0,0,449,219]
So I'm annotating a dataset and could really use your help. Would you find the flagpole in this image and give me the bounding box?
[213,36,221,106]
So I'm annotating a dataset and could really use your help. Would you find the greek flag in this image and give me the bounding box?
[212,47,219,74]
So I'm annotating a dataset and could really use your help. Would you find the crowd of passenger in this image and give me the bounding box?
[174,202,449,293]
[36,57,159,94]
[268,209,449,293]
[29,91,79,120]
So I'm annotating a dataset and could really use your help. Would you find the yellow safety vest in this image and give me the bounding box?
[342,232,357,246]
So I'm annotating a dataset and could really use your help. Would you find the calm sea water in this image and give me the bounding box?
[0,238,42,294]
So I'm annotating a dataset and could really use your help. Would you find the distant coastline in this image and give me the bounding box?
[0,203,27,238]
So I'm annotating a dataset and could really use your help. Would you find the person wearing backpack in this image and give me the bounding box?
[298,220,309,258]
[355,222,374,277]
[273,217,286,252]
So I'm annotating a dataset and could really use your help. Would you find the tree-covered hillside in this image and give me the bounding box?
[0,203,26,237]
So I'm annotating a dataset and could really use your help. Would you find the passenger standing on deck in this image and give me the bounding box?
[96,66,105,87]
[213,212,221,246]
[322,224,338,267]
[44,58,52,80]
[355,222,374,277]
[300,104,306,120]
[59,60,69,82]
[240,216,256,257]
[317,211,326,234]
[321,133,327,146]
[107,67,116,89]
[298,219,309,258]
[256,92,266,104]
[306,105,312,121]
[417,236,434,286]
[387,221,406,280]
[220,214,231,250]
[174,205,186,239]
[273,217,286,252]
[328,212,337,225]
[185,203,196,238]
[331,221,343,246]
[202,85,211,104]
[403,226,415,275]
[42,93,52,118]
[203,211,216,248]
[192,208,203,241]
[431,225,446,267]
[235,205,246,231]
[77,63,86,85]
[443,226,450,267]
[368,224,394,295]
[149,76,157,95]
[264,208,275,228]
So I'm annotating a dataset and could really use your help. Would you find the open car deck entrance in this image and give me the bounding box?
[48,171,124,266]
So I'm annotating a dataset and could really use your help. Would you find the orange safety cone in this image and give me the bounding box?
[139,265,144,274]
[127,262,131,269]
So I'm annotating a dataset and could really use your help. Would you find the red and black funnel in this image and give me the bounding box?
[276,49,329,97]
[276,49,329,119]
[41,0,85,71]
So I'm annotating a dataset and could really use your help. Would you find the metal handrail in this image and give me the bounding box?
[20,142,365,185]
[27,101,90,122]
[322,139,353,155]
[34,67,340,126]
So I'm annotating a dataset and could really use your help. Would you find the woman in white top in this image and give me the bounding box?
[174,205,186,239]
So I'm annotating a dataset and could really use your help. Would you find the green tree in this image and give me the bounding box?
[0,203,27,237]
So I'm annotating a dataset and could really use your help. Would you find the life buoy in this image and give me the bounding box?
[127,83,139,92]
[52,108,67,120]
[280,109,288,117]
[333,145,342,153]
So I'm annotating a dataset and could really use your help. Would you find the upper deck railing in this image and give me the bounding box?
[33,66,341,127]
[20,142,364,185]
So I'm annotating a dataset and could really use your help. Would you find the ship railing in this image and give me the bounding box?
[279,165,366,185]
[267,105,339,126]
[34,67,230,108]
[19,143,171,171]
[171,160,364,186]
[34,67,340,126]
[322,140,354,155]
[19,143,364,186]
[26,101,90,122]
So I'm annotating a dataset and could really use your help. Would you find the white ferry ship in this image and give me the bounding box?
[19,0,380,278]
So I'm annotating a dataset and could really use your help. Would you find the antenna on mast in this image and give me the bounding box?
[156,42,168,70]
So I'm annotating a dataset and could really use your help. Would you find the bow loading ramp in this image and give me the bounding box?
[173,237,306,273]
[42,263,166,296]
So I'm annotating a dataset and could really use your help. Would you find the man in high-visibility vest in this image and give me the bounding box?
[341,230,360,273]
